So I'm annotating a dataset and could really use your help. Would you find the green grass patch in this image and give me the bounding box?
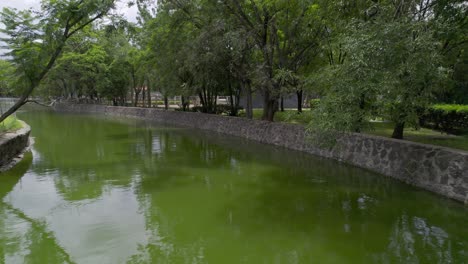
[365,122,468,151]
[244,108,468,151]
[0,116,23,134]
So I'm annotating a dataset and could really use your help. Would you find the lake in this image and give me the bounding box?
[0,108,467,263]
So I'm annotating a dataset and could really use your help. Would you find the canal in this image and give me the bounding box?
[0,108,467,263]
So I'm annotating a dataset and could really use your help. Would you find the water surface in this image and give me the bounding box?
[0,109,467,263]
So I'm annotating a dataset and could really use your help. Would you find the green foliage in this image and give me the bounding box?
[96,58,130,105]
[0,0,116,122]
[420,104,468,134]
[309,99,320,109]
[432,0,468,104]
[0,116,22,133]
[154,101,179,105]
[432,104,468,113]
[1,0,466,146]
[309,2,449,139]
[45,40,109,98]
[0,60,16,96]
[366,121,468,151]
[239,109,313,125]
[191,105,244,116]
[1,0,115,87]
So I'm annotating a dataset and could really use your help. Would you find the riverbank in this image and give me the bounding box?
[54,103,468,204]
[0,120,31,172]
[240,109,468,151]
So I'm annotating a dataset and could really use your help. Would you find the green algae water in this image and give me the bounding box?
[0,109,467,264]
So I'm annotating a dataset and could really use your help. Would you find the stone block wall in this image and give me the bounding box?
[54,104,468,203]
[0,121,31,171]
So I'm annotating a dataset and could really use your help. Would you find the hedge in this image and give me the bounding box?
[309,99,320,109]
[420,104,468,134]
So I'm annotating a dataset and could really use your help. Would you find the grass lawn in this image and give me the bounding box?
[366,122,468,151]
[243,108,468,151]
[0,116,23,134]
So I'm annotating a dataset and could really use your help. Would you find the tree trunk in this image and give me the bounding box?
[213,92,218,114]
[147,84,151,108]
[0,29,71,123]
[164,96,169,110]
[392,121,405,139]
[142,89,146,107]
[134,90,139,107]
[297,90,303,113]
[198,92,206,112]
[181,96,189,111]
[280,96,284,112]
[0,85,34,122]
[234,85,241,117]
[245,81,253,119]
[262,90,278,121]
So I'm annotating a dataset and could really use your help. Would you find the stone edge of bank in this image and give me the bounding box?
[0,121,31,173]
[54,103,468,204]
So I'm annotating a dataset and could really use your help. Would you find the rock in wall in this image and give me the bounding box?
[0,121,30,171]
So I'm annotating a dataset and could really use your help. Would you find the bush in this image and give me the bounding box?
[191,105,243,115]
[420,104,468,134]
[152,100,179,106]
[309,99,320,109]
[0,116,23,133]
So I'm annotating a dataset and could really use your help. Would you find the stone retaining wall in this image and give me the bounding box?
[0,121,31,172]
[54,104,468,204]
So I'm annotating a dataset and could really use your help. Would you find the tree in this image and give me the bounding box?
[97,57,130,106]
[433,0,468,104]
[221,0,326,120]
[45,32,109,100]
[0,0,115,122]
[0,60,15,97]
[310,2,448,140]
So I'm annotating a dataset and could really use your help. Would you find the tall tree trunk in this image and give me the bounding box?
[297,90,303,113]
[164,96,169,110]
[181,96,189,111]
[228,79,236,116]
[392,121,405,139]
[198,92,205,112]
[280,96,284,112]
[142,89,146,107]
[262,90,278,121]
[234,85,241,117]
[245,81,253,119]
[134,90,139,107]
[147,83,151,108]
[213,92,218,114]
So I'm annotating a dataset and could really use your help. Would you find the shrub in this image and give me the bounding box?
[191,105,243,115]
[154,100,179,105]
[309,99,320,109]
[0,116,23,133]
[420,104,468,134]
